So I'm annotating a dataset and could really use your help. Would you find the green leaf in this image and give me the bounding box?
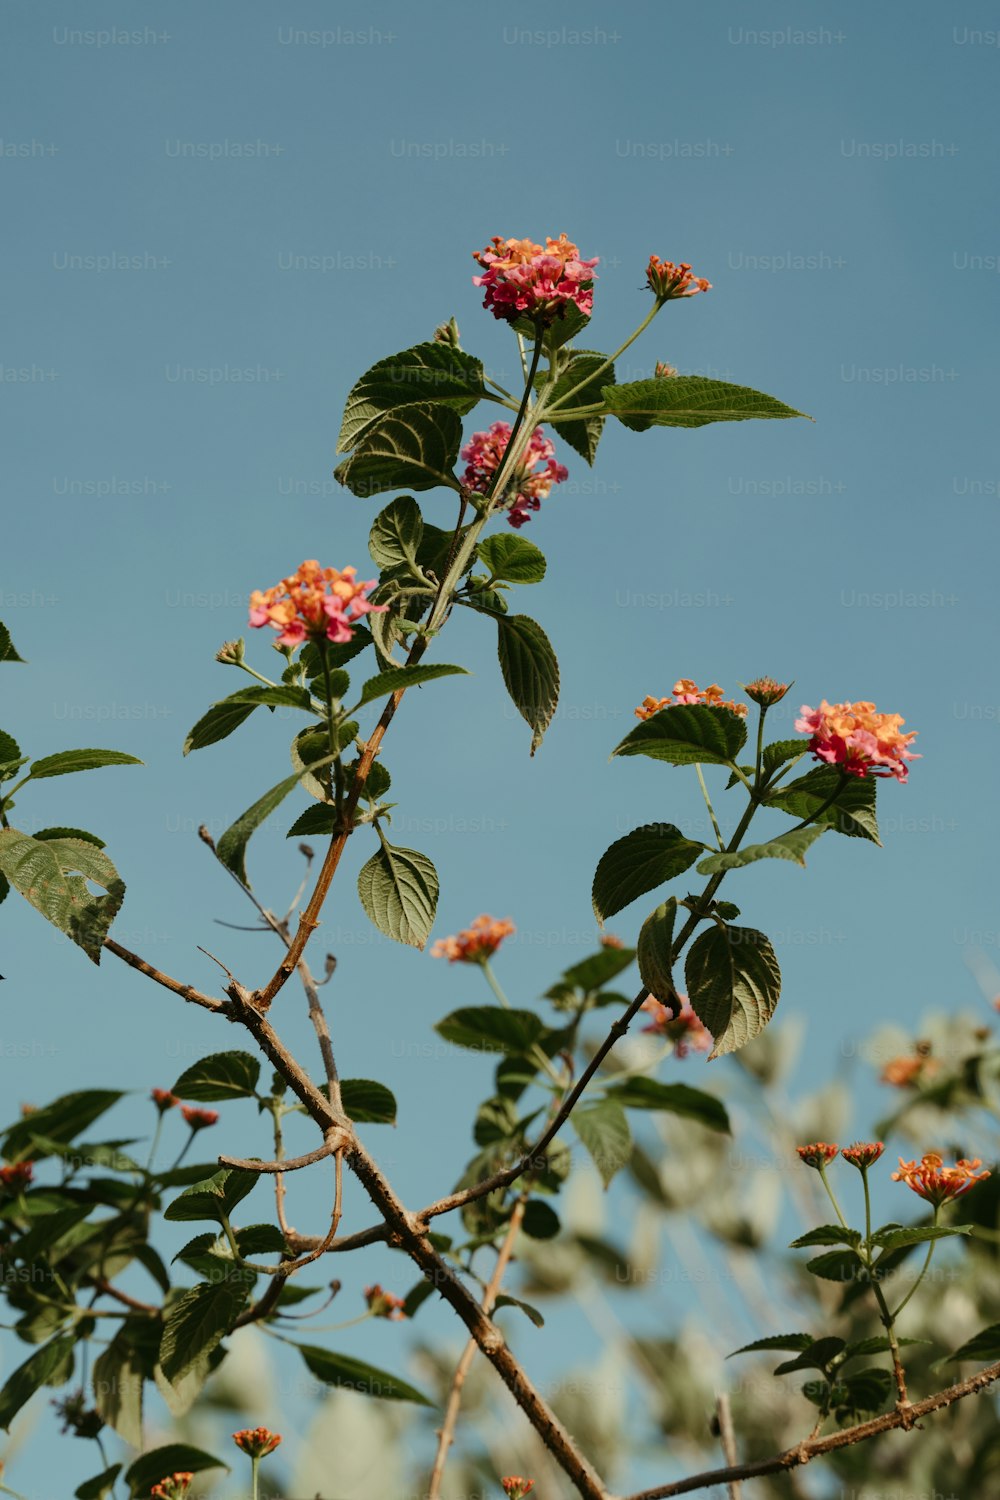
[334,403,462,498]
[493,1293,545,1328]
[125,1445,227,1498]
[0,623,26,664]
[805,1250,863,1283]
[834,1367,894,1418]
[478,533,547,585]
[773,1337,847,1375]
[637,899,678,1006]
[572,1099,632,1188]
[790,1225,862,1249]
[592,826,703,922]
[297,1344,434,1405]
[543,350,614,464]
[338,342,485,453]
[215,775,300,886]
[521,1200,561,1240]
[163,1168,258,1224]
[843,1335,931,1359]
[684,924,781,1059]
[301,629,373,675]
[27,748,142,780]
[75,1465,123,1500]
[556,947,636,994]
[286,803,337,838]
[761,738,807,782]
[729,1333,814,1357]
[173,1051,261,1102]
[369,495,425,571]
[613,704,748,767]
[2,1089,124,1158]
[602,375,809,431]
[714,901,740,920]
[696,825,826,875]
[93,1328,144,1447]
[870,1223,973,1251]
[357,839,438,949]
[160,1270,255,1383]
[32,826,107,848]
[183,693,259,755]
[357,663,468,706]
[766,766,880,844]
[0,1334,76,1429]
[495,613,559,756]
[0,831,125,961]
[435,1006,545,1055]
[340,1078,397,1125]
[948,1323,1000,1363]
[227,683,316,711]
[605,1078,730,1134]
[0,729,21,766]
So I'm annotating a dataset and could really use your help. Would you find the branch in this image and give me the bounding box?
[623,1358,1000,1500]
[218,1141,339,1175]
[103,938,225,1013]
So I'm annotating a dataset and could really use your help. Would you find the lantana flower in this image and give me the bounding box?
[181,1106,219,1131]
[796,1142,839,1170]
[249,560,385,649]
[364,1284,407,1320]
[233,1427,282,1459]
[645,256,711,302]
[501,1480,535,1499]
[473,234,598,326]
[742,677,791,708]
[841,1141,885,1170]
[654,360,678,378]
[891,1153,990,1206]
[880,1050,938,1089]
[151,1088,179,1113]
[641,994,713,1058]
[461,422,568,528]
[150,1475,194,1500]
[795,700,919,782]
[0,1161,34,1193]
[431,915,515,964]
[635,679,748,720]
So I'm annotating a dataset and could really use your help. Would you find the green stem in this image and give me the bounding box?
[754,706,768,787]
[318,639,345,814]
[891,1205,941,1320]
[786,769,852,834]
[694,765,724,850]
[818,1167,850,1230]
[168,1129,196,1171]
[545,301,662,413]
[251,1454,260,1500]
[861,1167,874,1246]
[483,958,563,1088]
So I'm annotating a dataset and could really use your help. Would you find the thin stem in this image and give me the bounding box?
[754,707,768,786]
[891,1204,941,1320]
[169,1129,197,1171]
[695,764,724,850]
[817,1167,849,1230]
[483,957,564,1087]
[545,301,662,412]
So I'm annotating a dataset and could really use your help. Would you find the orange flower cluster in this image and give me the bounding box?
[841,1141,885,1170]
[501,1480,535,1499]
[880,1051,938,1089]
[151,1088,179,1112]
[249,560,384,649]
[364,1284,407,1320]
[892,1153,990,1205]
[645,257,711,301]
[796,1142,839,1169]
[0,1161,34,1193]
[150,1475,193,1500]
[795,699,920,782]
[233,1426,282,1458]
[431,915,515,964]
[181,1106,218,1130]
[635,679,748,721]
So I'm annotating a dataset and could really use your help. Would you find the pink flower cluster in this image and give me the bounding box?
[473,234,598,326]
[249,560,385,649]
[461,422,568,528]
[795,700,920,782]
[635,679,748,720]
[641,994,713,1058]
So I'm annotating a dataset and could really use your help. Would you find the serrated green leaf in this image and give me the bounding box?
[607,1077,729,1133]
[870,1223,974,1251]
[159,1271,254,1383]
[0,729,21,765]
[173,1051,261,1102]
[0,831,125,961]
[789,1224,862,1249]
[0,623,26,664]
[544,350,614,464]
[834,1367,894,1417]
[93,1328,144,1447]
[340,1078,397,1124]
[435,1006,545,1055]
[286,803,336,838]
[572,1099,632,1188]
[496,613,559,756]
[612,704,747,767]
[0,1334,76,1429]
[636,899,678,1006]
[369,495,425,570]
[357,839,437,948]
[297,1344,434,1405]
[805,1250,863,1283]
[125,1444,227,1498]
[684,924,781,1059]
[75,1464,123,1500]
[696,825,825,875]
[27,748,142,780]
[602,375,809,431]
[948,1323,1000,1363]
[729,1333,814,1357]
[183,693,259,755]
[593,826,702,922]
[761,738,807,782]
[215,775,300,887]
[478,533,547,584]
[766,765,880,844]
[556,947,636,994]
[32,826,107,848]
[773,1336,847,1375]
[301,630,373,676]
[357,663,468,706]
[338,342,485,453]
[163,1168,258,1224]
[334,403,462,498]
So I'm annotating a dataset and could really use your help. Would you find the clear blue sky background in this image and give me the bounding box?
[3,1,999,1495]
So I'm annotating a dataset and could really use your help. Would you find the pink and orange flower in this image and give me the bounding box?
[249,560,385,649]
[364,1284,407,1320]
[181,1106,219,1131]
[233,1427,282,1459]
[892,1153,990,1206]
[150,1475,194,1500]
[473,234,598,326]
[796,1142,840,1170]
[0,1161,34,1193]
[635,679,748,720]
[641,994,713,1058]
[795,700,919,782]
[151,1088,179,1113]
[501,1480,535,1499]
[645,257,711,302]
[431,915,516,964]
[461,421,568,528]
[841,1141,885,1170]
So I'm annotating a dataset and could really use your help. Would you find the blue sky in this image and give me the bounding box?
[2,1,999,1494]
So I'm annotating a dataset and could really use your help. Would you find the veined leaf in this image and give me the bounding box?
[0,831,125,961]
[696,825,825,875]
[338,342,485,453]
[495,613,559,756]
[602,375,809,431]
[684,924,781,1058]
[334,403,462,498]
[357,840,438,948]
[215,775,300,886]
[612,704,747,767]
[593,825,702,921]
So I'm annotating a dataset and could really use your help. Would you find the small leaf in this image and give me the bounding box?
[478,533,547,584]
[297,1344,434,1405]
[572,1099,632,1188]
[340,1078,397,1124]
[0,623,26,663]
[369,495,425,570]
[286,803,338,838]
[334,403,462,498]
[163,1168,258,1224]
[592,826,703,922]
[696,825,825,875]
[435,1007,545,1055]
[27,748,142,779]
[684,925,781,1058]
[493,1293,545,1328]
[773,1337,847,1375]
[605,1078,729,1134]
[75,1465,122,1500]
[636,899,678,1006]
[125,1445,227,1498]
[521,1200,561,1240]
[602,375,809,430]
[789,1225,861,1249]
[215,775,300,886]
[948,1323,1000,1364]
[767,766,880,844]
[173,1051,261,1102]
[159,1271,255,1383]
[0,831,125,961]
[556,947,636,993]
[834,1367,894,1418]
[0,1334,76,1429]
[495,613,559,756]
[805,1250,863,1283]
[612,704,747,767]
[357,663,468,706]
[729,1333,814,1357]
[357,840,438,949]
[183,694,258,755]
